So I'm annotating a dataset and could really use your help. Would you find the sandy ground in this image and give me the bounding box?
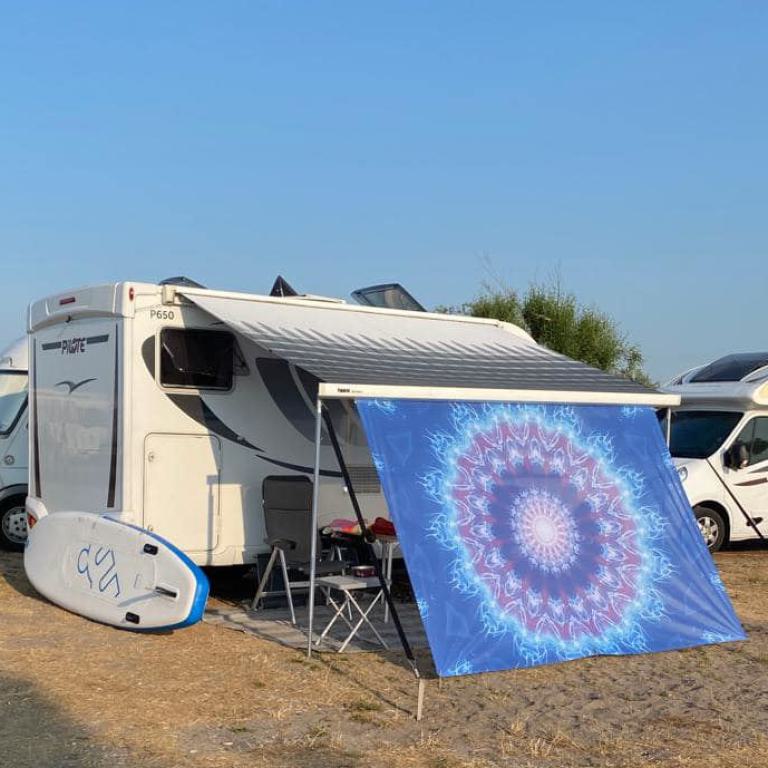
[1,548,768,768]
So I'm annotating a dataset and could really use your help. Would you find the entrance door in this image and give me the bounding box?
[144,433,222,553]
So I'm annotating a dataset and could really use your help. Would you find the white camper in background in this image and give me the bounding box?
[0,337,29,550]
[663,353,768,551]
[27,278,669,568]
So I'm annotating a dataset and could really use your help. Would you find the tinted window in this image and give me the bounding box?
[666,410,743,459]
[751,419,768,464]
[160,329,234,390]
[735,417,768,466]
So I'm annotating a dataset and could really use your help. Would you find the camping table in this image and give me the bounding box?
[314,575,389,653]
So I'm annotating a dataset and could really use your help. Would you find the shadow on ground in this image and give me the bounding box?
[0,672,146,768]
[0,551,45,602]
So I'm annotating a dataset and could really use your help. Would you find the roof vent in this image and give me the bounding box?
[159,276,206,289]
[351,283,426,312]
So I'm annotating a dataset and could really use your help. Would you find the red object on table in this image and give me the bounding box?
[326,518,363,535]
[369,517,396,537]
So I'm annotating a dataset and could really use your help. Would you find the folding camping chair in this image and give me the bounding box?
[251,475,349,624]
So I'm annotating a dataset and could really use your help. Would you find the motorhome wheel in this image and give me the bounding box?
[693,505,726,553]
[0,497,27,551]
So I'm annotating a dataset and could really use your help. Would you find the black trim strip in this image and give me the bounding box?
[106,325,119,508]
[32,341,41,496]
[256,453,342,478]
[735,477,768,487]
[41,341,61,351]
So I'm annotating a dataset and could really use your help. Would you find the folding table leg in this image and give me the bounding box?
[338,591,388,653]
[324,593,356,633]
[315,590,354,646]
[278,548,296,625]
[383,543,395,624]
[251,547,279,611]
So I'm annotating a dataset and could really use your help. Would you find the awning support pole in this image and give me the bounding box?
[416,678,426,722]
[306,398,323,658]
[320,406,420,681]
[707,458,766,541]
[665,407,672,447]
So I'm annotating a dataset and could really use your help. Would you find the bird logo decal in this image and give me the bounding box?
[55,378,97,394]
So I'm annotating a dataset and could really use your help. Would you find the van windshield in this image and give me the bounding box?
[0,371,27,435]
[663,410,743,459]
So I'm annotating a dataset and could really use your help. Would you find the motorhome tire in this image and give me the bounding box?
[693,505,726,553]
[0,496,27,552]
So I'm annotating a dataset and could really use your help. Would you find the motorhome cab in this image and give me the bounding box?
[0,338,29,550]
[663,353,768,551]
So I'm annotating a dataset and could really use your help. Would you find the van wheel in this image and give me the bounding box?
[694,506,726,552]
[0,497,28,552]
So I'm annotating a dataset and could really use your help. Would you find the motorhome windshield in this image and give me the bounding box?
[663,410,743,459]
[0,371,27,435]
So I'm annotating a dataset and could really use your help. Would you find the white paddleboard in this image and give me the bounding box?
[24,512,209,631]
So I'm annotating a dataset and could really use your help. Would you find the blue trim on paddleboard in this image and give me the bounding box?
[101,516,210,632]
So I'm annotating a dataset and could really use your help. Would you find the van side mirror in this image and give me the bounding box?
[725,442,750,470]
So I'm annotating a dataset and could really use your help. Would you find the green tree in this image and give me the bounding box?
[441,279,654,387]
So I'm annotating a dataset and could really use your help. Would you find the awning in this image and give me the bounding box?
[180,288,679,407]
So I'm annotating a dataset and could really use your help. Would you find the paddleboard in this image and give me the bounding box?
[24,512,209,631]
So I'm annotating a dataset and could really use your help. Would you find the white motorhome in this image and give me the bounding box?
[27,280,390,567]
[663,352,768,551]
[0,337,29,550]
[27,278,672,567]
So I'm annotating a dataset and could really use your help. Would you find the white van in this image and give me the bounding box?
[663,352,768,551]
[0,338,29,550]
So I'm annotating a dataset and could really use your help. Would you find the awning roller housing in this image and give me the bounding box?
[180,289,680,407]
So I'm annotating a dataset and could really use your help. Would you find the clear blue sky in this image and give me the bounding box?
[1,2,765,381]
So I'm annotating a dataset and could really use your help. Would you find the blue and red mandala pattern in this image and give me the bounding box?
[424,404,670,664]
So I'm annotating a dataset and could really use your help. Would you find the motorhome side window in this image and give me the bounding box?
[735,417,768,466]
[160,329,234,390]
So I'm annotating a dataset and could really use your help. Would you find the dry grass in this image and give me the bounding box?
[1,546,768,767]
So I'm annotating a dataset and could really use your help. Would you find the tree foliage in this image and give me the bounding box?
[440,280,654,387]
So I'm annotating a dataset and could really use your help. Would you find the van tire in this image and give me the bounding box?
[0,496,27,552]
[693,505,727,553]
